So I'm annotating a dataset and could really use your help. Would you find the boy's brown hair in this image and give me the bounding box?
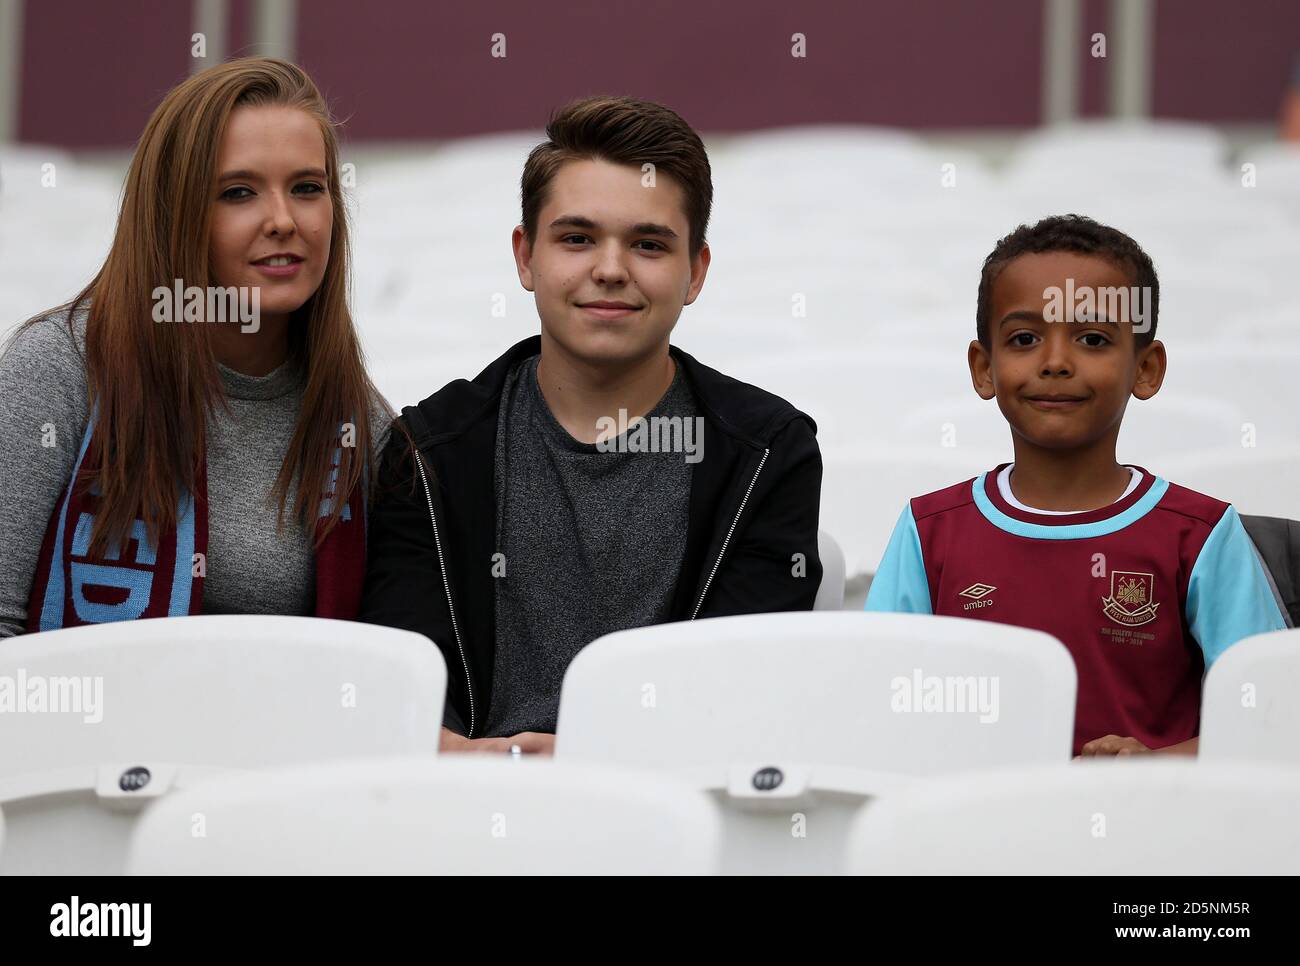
[520,95,713,259]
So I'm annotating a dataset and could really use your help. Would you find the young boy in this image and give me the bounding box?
[361,96,823,754]
[866,214,1288,757]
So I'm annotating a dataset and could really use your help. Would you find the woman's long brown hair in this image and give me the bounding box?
[32,57,384,557]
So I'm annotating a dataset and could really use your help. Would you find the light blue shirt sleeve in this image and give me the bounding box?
[865,504,933,614]
[1185,505,1289,666]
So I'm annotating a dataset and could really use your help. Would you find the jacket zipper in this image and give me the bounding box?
[690,448,770,620]
[412,450,477,737]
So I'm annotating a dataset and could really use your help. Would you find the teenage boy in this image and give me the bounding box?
[362,96,822,753]
[866,214,1287,757]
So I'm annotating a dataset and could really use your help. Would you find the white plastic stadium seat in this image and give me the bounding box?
[715,126,948,210]
[1238,142,1300,222]
[125,757,720,875]
[728,349,975,453]
[1005,121,1227,190]
[848,759,1300,874]
[1160,447,1300,521]
[555,612,1076,872]
[1160,343,1300,426]
[1200,628,1300,765]
[820,449,1002,579]
[814,529,846,610]
[0,615,446,875]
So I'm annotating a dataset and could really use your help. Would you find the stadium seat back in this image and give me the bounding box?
[1201,628,1300,764]
[848,759,1300,874]
[0,615,445,874]
[555,612,1076,872]
[814,529,846,610]
[125,757,720,875]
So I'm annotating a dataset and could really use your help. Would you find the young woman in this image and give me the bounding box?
[0,57,391,635]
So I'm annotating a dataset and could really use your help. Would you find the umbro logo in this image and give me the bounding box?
[959,583,996,611]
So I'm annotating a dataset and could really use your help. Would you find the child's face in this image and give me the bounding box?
[968,250,1166,452]
[512,158,709,367]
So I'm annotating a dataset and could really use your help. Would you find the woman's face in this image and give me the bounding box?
[209,104,333,329]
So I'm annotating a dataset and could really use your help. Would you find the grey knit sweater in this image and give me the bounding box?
[0,308,391,637]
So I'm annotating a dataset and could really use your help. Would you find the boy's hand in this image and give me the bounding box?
[1077,734,1150,757]
[439,727,555,756]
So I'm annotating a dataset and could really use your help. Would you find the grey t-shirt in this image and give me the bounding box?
[485,355,697,736]
[0,309,391,636]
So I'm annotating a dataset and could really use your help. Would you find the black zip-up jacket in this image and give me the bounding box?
[359,336,823,737]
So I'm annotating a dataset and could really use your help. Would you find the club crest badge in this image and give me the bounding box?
[1102,571,1159,626]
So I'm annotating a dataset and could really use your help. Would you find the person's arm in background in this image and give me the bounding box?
[1281,53,1300,141]
[694,417,823,616]
[0,315,89,638]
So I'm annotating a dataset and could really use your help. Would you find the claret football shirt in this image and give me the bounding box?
[866,464,1289,754]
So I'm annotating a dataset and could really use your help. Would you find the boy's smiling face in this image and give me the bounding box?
[969,250,1166,451]
[512,157,709,367]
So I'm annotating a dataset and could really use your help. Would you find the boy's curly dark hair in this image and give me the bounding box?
[976,214,1159,349]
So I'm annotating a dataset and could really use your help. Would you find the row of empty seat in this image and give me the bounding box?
[119,756,1300,875]
[1,612,1297,874]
